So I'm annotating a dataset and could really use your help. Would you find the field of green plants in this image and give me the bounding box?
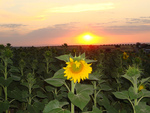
[0,43,150,113]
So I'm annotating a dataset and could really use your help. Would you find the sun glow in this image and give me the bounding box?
[83,35,92,41]
[77,32,101,45]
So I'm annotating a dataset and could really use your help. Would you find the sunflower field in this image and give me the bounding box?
[0,43,150,113]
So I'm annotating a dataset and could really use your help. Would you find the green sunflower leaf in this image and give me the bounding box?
[113,91,129,100]
[43,100,70,113]
[45,78,65,87]
[90,106,102,113]
[75,83,93,95]
[135,102,150,113]
[0,77,13,87]
[88,74,99,81]
[85,59,97,63]
[56,54,71,62]
[49,108,70,113]
[128,86,138,100]
[43,100,59,113]
[53,68,66,79]
[140,77,150,85]
[79,53,85,59]
[141,89,150,97]
[0,101,10,113]
[68,92,90,111]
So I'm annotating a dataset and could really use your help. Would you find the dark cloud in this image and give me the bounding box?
[54,23,69,28]
[25,23,76,39]
[0,23,78,46]
[0,24,26,28]
[140,16,150,18]
[93,17,150,35]
[14,23,78,46]
[95,21,119,25]
[87,21,150,35]
[25,27,70,39]
[104,25,150,35]
[126,17,150,24]
[53,22,79,29]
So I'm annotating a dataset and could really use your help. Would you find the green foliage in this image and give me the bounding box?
[67,84,93,111]
[0,47,13,58]
[0,101,9,113]
[88,106,102,113]
[113,64,150,113]
[0,44,150,113]
[76,84,93,95]
[113,91,129,100]
[53,69,66,79]
[0,77,13,87]
[45,78,66,87]
[98,94,118,113]
[126,66,141,77]
[56,54,72,62]
[43,100,70,113]
[135,102,150,113]
[68,92,90,111]
[45,69,66,87]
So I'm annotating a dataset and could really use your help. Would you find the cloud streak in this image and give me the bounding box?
[104,25,150,35]
[50,3,114,13]
[0,24,26,28]
[126,17,150,24]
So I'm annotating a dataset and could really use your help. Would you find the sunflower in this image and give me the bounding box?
[63,57,92,83]
[138,85,145,91]
[123,52,129,60]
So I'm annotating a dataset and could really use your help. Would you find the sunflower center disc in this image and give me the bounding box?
[70,61,83,73]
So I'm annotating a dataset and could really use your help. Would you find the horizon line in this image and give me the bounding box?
[9,42,150,48]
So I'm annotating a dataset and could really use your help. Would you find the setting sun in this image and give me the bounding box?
[83,35,93,41]
[77,32,101,45]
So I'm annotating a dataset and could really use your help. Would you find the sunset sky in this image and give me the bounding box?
[0,0,150,46]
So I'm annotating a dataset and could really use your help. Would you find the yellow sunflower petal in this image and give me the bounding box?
[70,57,73,62]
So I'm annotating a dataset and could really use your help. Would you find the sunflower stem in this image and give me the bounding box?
[93,81,97,107]
[71,81,75,113]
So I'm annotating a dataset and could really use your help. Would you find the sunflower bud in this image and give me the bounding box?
[0,44,5,51]
[123,52,129,60]
[138,85,145,91]
[1,48,13,58]
[118,67,124,74]
[27,73,36,86]
[19,59,26,67]
[32,59,38,69]
[20,52,27,58]
[126,66,141,77]
[133,57,141,65]
[44,50,52,58]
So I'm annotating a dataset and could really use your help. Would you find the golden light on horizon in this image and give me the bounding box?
[77,32,101,45]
